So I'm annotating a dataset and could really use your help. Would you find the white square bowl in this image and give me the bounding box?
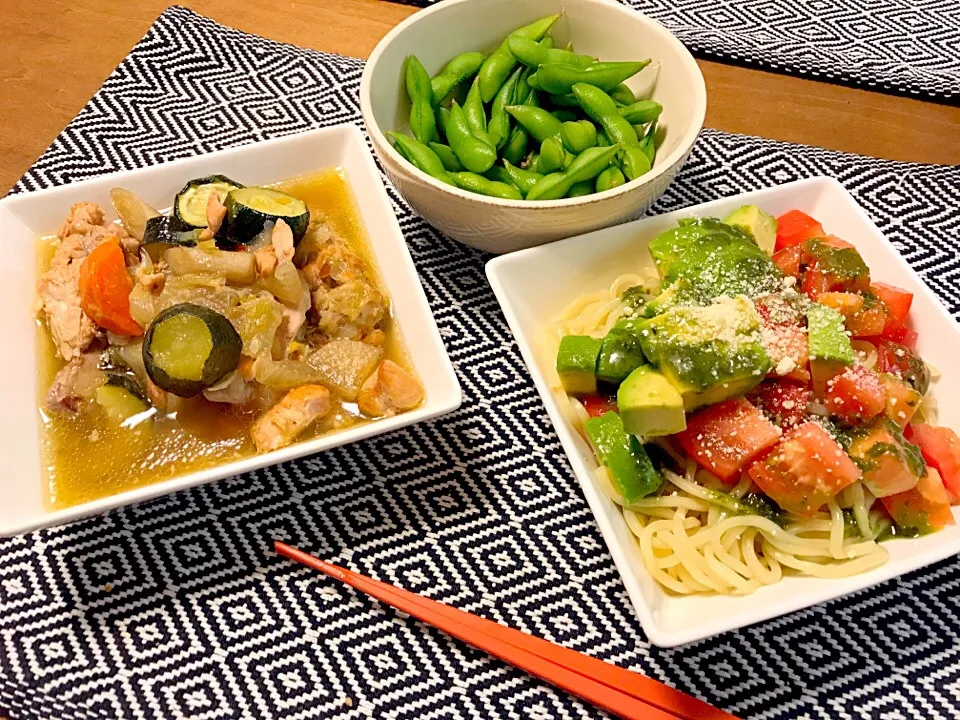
[0,125,461,537]
[486,176,960,647]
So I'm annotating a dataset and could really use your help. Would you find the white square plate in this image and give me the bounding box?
[486,176,960,647]
[0,125,461,536]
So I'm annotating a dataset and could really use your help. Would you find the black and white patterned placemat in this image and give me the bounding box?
[391,0,960,101]
[4,7,960,720]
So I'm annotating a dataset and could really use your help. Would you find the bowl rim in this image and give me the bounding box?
[359,0,707,209]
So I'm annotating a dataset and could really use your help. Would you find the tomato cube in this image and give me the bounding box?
[748,422,861,516]
[801,239,870,298]
[582,393,618,418]
[771,245,802,278]
[881,467,955,533]
[848,419,924,498]
[674,398,782,482]
[880,374,921,429]
[746,381,812,430]
[824,365,886,424]
[906,424,960,502]
[879,316,918,349]
[871,282,913,324]
[875,339,930,395]
[775,210,825,251]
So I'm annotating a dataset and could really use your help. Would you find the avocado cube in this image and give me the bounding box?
[617,365,686,437]
[596,331,647,385]
[807,303,854,395]
[637,296,771,409]
[584,411,663,504]
[723,204,777,254]
[556,335,602,395]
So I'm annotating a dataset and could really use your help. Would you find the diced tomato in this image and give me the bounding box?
[878,316,918,349]
[774,210,825,251]
[816,235,855,250]
[824,365,886,424]
[906,424,960,502]
[880,374,921,429]
[747,422,861,516]
[881,467,955,533]
[753,293,805,326]
[847,304,886,337]
[871,282,913,324]
[818,292,863,317]
[674,398,782,482]
[761,323,810,383]
[874,339,930,394]
[746,381,812,430]
[582,393,618,418]
[848,419,924,498]
[771,245,802,278]
[77,240,142,336]
[800,238,870,299]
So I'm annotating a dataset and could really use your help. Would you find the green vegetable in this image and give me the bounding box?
[551,109,577,123]
[567,180,593,197]
[548,93,581,107]
[142,215,201,254]
[596,131,611,147]
[224,187,310,245]
[571,83,650,180]
[560,120,598,153]
[609,83,636,105]
[451,172,523,200]
[388,132,456,186]
[430,51,486,104]
[507,35,595,68]
[502,160,542,197]
[526,145,620,200]
[536,136,567,174]
[502,126,530,165]
[504,105,563,142]
[405,55,437,145]
[723,205,778,254]
[637,120,657,165]
[617,365,686,436]
[596,331,646,385]
[446,101,497,174]
[488,67,523,149]
[174,175,244,228]
[95,374,151,425]
[477,14,561,102]
[436,106,451,139]
[618,100,663,124]
[530,61,650,95]
[463,77,493,146]
[556,334,602,394]
[143,303,242,397]
[585,412,662,504]
[595,166,626,193]
[428,142,464,172]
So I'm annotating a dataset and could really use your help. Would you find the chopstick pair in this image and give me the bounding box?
[275,542,737,720]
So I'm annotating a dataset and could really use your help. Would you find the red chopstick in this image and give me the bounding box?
[275,542,736,720]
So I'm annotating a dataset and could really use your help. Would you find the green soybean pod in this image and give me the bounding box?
[485,165,520,189]
[405,55,437,145]
[610,83,636,106]
[488,66,523,149]
[451,171,523,200]
[446,101,497,174]
[595,166,626,192]
[502,126,530,165]
[621,146,652,180]
[567,180,593,198]
[552,109,577,123]
[549,93,580,107]
[436,106,451,140]
[386,132,455,186]
[430,52,486,105]
[507,35,596,68]
[527,144,620,200]
[638,121,658,165]
[477,14,561,102]
[596,131,611,147]
[502,160,543,197]
[429,142,464,172]
[463,77,491,143]
[505,105,563,143]
[561,120,597,154]
[534,61,651,95]
[619,100,663,125]
[536,136,566,174]
[572,83,638,148]
[540,35,555,50]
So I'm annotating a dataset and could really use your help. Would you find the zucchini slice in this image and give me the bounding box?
[142,215,202,253]
[174,175,244,228]
[224,187,310,245]
[143,303,242,397]
[95,374,151,424]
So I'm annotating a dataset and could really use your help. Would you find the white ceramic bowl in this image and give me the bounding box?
[0,125,462,536]
[360,0,706,253]
[487,177,960,646]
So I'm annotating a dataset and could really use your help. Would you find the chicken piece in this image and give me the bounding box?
[44,351,104,413]
[203,372,254,405]
[255,220,296,278]
[207,192,227,236]
[251,385,332,453]
[55,201,136,261]
[272,289,310,359]
[312,280,386,341]
[300,239,367,290]
[357,360,423,417]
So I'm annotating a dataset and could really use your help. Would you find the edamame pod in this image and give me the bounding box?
[502,126,530,165]
[451,172,523,200]
[477,14,561,102]
[561,120,598,154]
[502,160,543,197]
[567,180,593,198]
[485,165,520,189]
[595,166,625,192]
[504,105,563,143]
[463,77,492,145]
[446,102,497,174]
[571,83,637,148]
[527,144,620,200]
[548,93,580,107]
[530,61,650,95]
[621,146,652,180]
[386,132,455,186]
[551,109,577,123]
[430,51,486,105]
[429,142,464,172]
[507,36,595,69]
[618,100,663,125]
[610,83,636,106]
[405,55,437,145]
[638,121,657,165]
[536,136,566,174]
[488,67,523,149]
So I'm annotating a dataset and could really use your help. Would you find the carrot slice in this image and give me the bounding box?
[78,240,142,336]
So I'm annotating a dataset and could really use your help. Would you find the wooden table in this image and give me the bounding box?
[1,0,959,194]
